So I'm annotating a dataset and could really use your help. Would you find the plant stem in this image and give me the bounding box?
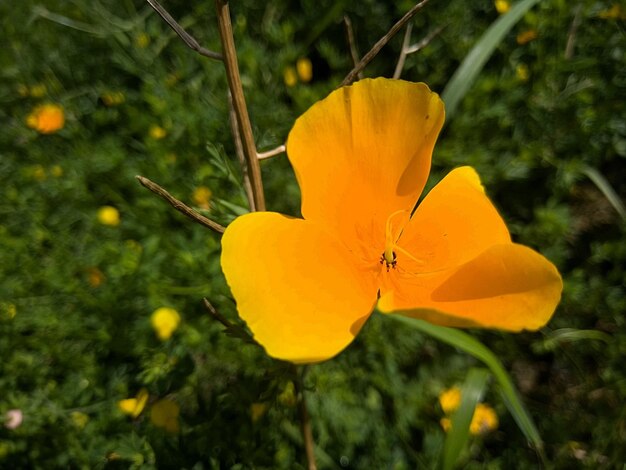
[136,176,226,233]
[215,0,266,211]
[294,367,317,470]
[341,0,430,86]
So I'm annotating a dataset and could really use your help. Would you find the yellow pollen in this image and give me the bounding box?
[381,209,425,270]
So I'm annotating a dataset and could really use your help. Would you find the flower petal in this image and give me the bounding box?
[287,78,445,245]
[394,166,511,274]
[379,243,562,331]
[221,212,378,363]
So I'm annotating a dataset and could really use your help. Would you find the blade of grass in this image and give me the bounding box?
[443,368,490,470]
[441,0,541,121]
[390,315,544,455]
[581,165,626,220]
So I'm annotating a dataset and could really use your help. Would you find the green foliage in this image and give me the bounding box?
[1,0,625,468]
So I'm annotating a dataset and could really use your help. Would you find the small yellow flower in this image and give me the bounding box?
[17,84,29,97]
[150,399,180,433]
[70,411,89,429]
[97,206,120,226]
[470,403,499,435]
[296,57,313,83]
[250,402,269,423]
[516,29,538,45]
[516,64,530,82]
[101,91,125,106]
[50,165,63,177]
[6,303,17,320]
[30,84,47,98]
[192,186,212,209]
[283,66,298,87]
[598,4,626,20]
[151,307,181,340]
[26,103,65,134]
[118,388,149,418]
[440,417,452,432]
[149,125,167,140]
[135,32,150,48]
[277,381,297,407]
[86,267,105,288]
[495,0,510,14]
[31,164,47,182]
[438,386,461,414]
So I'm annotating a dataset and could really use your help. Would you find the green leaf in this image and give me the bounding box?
[443,367,490,470]
[441,0,541,121]
[581,165,626,220]
[390,315,544,454]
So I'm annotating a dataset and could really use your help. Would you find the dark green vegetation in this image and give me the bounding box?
[1,0,625,468]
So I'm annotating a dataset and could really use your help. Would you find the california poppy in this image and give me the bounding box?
[221,78,562,363]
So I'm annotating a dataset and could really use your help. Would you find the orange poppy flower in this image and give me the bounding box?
[221,78,562,363]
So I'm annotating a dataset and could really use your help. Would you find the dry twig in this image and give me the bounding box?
[136,175,226,234]
[343,15,362,79]
[393,24,445,79]
[341,0,430,86]
[215,0,266,211]
[146,0,222,60]
[257,145,286,160]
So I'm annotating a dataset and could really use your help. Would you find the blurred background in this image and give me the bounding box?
[1,0,624,468]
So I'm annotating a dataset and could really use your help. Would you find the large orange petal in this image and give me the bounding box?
[393,166,511,275]
[378,243,562,331]
[287,78,445,249]
[221,212,378,363]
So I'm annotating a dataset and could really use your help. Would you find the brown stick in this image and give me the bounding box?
[215,0,266,211]
[343,15,362,79]
[136,175,225,234]
[146,0,222,61]
[294,368,317,470]
[394,24,446,79]
[341,0,430,86]
[228,92,256,211]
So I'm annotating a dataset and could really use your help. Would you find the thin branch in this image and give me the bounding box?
[393,23,413,79]
[341,0,430,86]
[294,367,317,470]
[202,298,234,329]
[146,0,222,61]
[257,145,286,160]
[564,4,582,60]
[136,175,226,234]
[394,24,446,79]
[215,0,266,211]
[228,92,256,211]
[343,15,362,79]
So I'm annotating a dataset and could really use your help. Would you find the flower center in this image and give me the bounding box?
[379,210,409,271]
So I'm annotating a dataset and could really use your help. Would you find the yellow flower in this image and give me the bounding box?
[516,29,538,45]
[439,387,461,414]
[3,303,17,320]
[17,84,29,97]
[516,64,530,82]
[250,402,269,422]
[97,206,120,226]
[70,411,89,429]
[50,165,63,177]
[495,0,510,14]
[31,164,47,181]
[30,84,47,98]
[101,91,125,106]
[26,103,65,134]
[220,78,562,363]
[135,32,150,48]
[149,124,167,140]
[598,4,626,20]
[296,57,313,83]
[118,388,149,418]
[150,399,180,433]
[151,307,181,340]
[283,66,298,87]
[86,267,105,288]
[192,186,212,209]
[470,403,499,435]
